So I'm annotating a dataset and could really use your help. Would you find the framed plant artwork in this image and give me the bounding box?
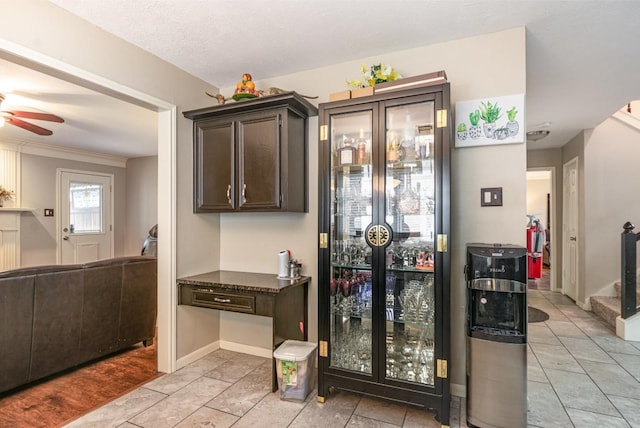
[455,94,525,148]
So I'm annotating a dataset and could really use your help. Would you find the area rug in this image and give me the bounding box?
[528,306,550,323]
[0,343,159,428]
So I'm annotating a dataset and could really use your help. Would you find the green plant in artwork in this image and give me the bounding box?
[479,101,502,138]
[479,101,502,124]
[469,110,480,126]
[506,106,520,136]
[457,122,468,140]
[468,110,481,139]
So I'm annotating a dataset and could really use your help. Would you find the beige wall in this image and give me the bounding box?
[125,156,158,256]
[527,173,551,227]
[584,116,640,299]
[528,148,563,290]
[218,27,527,390]
[19,153,126,266]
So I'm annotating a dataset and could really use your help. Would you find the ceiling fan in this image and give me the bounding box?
[0,94,64,136]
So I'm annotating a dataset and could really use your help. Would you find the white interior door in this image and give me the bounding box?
[562,158,579,301]
[58,170,114,264]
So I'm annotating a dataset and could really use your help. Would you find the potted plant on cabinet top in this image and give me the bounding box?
[0,185,15,207]
[346,63,401,98]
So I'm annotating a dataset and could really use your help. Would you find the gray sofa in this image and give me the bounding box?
[0,256,157,395]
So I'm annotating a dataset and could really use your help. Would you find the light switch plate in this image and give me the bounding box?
[44,208,54,216]
[481,187,503,207]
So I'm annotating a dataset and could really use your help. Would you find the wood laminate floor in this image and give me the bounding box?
[0,343,158,428]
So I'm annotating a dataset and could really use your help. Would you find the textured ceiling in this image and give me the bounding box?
[0,57,157,158]
[4,1,640,157]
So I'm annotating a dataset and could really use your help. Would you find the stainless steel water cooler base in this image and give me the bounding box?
[467,336,527,428]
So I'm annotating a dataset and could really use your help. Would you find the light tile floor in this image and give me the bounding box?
[66,289,640,428]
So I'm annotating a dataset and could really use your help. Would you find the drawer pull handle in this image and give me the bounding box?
[214,297,231,303]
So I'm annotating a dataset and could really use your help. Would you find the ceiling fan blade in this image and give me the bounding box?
[9,111,64,123]
[7,117,53,136]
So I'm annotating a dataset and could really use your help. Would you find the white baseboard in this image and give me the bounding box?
[219,340,273,359]
[451,382,466,398]
[175,340,282,371]
[616,313,640,341]
[577,299,591,311]
[176,341,220,370]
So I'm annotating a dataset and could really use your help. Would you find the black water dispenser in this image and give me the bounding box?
[465,243,527,428]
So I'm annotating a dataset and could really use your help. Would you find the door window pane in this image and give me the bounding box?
[69,181,103,233]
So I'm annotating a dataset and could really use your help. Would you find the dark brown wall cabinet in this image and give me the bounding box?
[184,92,318,213]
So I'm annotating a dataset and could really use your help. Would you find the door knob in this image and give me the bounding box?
[570,236,576,241]
[63,236,69,241]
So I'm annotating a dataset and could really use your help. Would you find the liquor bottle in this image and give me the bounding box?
[339,135,356,165]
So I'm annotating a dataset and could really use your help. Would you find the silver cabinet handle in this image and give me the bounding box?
[242,184,247,204]
[214,297,231,303]
[226,184,232,205]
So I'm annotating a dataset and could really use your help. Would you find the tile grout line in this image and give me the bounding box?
[538,290,636,427]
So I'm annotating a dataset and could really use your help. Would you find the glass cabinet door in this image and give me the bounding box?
[329,110,374,374]
[384,101,436,386]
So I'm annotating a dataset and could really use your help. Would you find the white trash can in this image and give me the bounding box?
[273,340,317,401]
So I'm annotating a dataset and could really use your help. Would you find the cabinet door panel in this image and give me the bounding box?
[328,110,375,376]
[196,119,235,211]
[383,100,437,386]
[238,112,281,210]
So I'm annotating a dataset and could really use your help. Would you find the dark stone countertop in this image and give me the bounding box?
[177,270,309,295]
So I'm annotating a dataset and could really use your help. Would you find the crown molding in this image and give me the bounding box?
[0,139,127,168]
[612,110,640,132]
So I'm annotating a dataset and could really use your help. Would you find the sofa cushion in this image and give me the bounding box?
[78,264,123,361]
[119,259,157,345]
[0,276,35,392]
[30,269,84,381]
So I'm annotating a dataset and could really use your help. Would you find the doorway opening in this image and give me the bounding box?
[0,43,177,374]
[527,168,555,291]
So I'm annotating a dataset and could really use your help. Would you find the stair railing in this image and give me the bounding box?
[621,222,640,319]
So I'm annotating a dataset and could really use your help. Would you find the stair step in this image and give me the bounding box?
[590,296,620,328]
[613,282,640,300]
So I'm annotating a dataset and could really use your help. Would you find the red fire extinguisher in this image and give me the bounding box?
[527,215,544,279]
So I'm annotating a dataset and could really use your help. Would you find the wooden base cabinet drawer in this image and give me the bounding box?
[181,286,256,314]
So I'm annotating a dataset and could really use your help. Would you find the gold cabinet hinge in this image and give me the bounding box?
[319,233,328,249]
[320,125,328,141]
[437,359,448,378]
[319,340,328,357]
[437,234,448,253]
[436,109,448,128]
